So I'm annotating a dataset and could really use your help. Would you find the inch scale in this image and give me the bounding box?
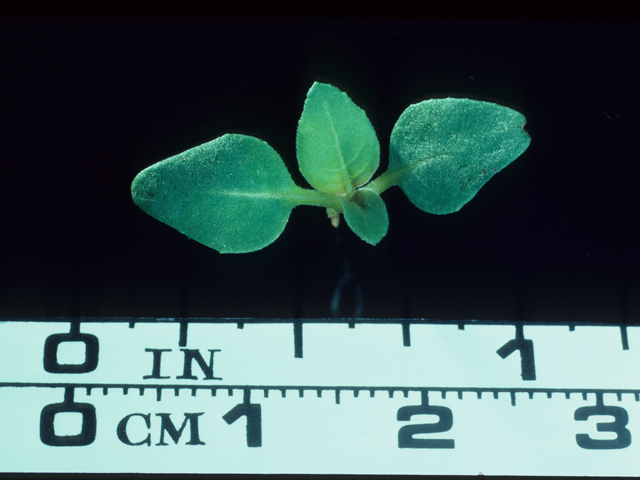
[0,317,638,476]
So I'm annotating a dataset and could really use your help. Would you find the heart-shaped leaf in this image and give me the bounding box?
[131,134,304,253]
[296,82,380,195]
[388,98,531,214]
[340,188,389,245]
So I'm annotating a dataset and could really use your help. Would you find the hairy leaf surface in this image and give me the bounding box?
[296,82,379,195]
[340,188,389,245]
[389,98,531,214]
[131,134,303,253]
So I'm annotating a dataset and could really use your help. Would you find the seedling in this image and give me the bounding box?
[131,82,530,253]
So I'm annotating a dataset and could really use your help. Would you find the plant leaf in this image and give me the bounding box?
[388,98,531,214]
[340,188,389,245]
[296,82,380,195]
[131,134,304,253]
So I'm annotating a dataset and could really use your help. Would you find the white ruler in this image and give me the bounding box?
[0,318,638,475]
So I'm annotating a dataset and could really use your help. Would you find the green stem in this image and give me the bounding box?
[291,187,343,212]
[366,168,404,195]
[288,165,408,213]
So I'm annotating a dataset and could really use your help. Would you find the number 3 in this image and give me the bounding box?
[574,393,631,450]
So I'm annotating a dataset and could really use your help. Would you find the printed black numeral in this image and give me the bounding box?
[574,393,631,450]
[43,324,99,374]
[222,391,262,447]
[40,388,96,447]
[397,391,454,449]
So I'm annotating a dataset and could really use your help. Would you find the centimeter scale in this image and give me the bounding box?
[0,317,638,475]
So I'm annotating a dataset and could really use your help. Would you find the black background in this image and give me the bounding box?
[1,17,639,325]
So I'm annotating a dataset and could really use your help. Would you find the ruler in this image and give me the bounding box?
[0,317,637,475]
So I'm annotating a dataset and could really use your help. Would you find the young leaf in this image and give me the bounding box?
[131,134,304,254]
[339,188,389,245]
[388,98,531,214]
[296,82,380,196]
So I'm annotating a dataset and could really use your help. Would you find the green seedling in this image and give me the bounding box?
[131,82,531,253]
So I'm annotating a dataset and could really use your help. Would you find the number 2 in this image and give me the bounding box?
[397,391,454,449]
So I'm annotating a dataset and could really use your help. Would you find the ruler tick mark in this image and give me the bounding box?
[620,326,629,350]
[402,323,411,347]
[178,322,188,347]
[293,322,303,358]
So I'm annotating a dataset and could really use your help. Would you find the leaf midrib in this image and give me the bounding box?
[323,101,354,196]
[212,189,297,202]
